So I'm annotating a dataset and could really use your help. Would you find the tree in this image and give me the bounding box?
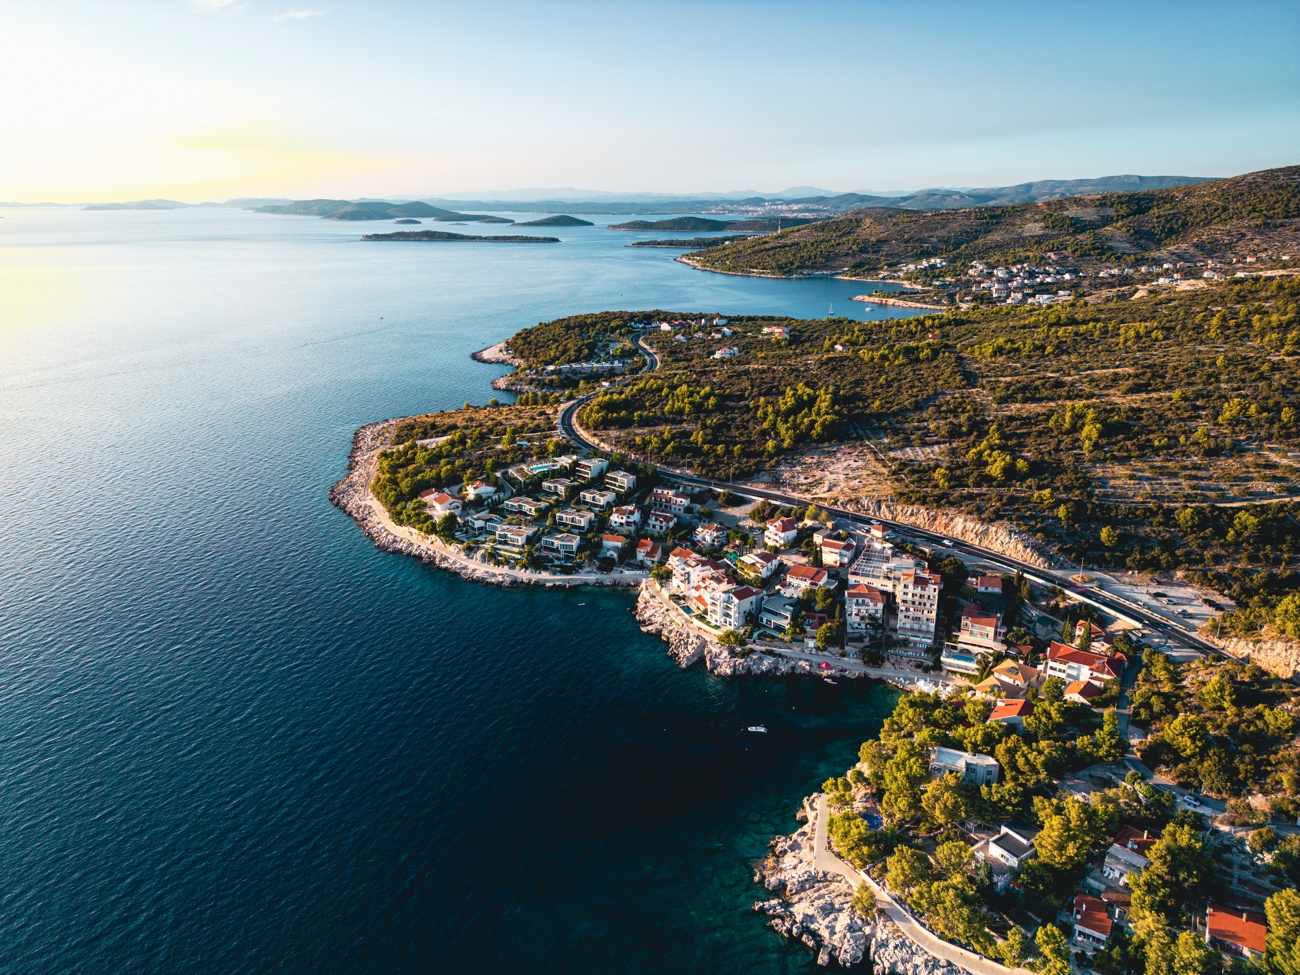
[1129,823,1210,938]
[1100,525,1120,548]
[718,629,745,647]
[1000,926,1029,968]
[435,512,459,540]
[850,883,877,918]
[1276,593,1300,640]
[1077,709,1126,764]
[815,619,843,651]
[922,773,969,830]
[881,740,928,825]
[1034,797,1106,871]
[885,846,931,897]
[913,876,986,948]
[1035,923,1070,975]
[1266,888,1300,975]
[934,839,973,878]
[1024,697,1066,741]
[1171,929,1220,975]
[828,811,878,868]
[1144,930,1175,975]
[1161,713,1210,762]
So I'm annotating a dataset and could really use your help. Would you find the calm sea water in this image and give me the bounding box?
[0,207,906,974]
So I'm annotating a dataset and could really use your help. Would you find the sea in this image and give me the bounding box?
[0,207,914,974]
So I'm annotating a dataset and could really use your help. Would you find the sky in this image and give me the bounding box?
[0,0,1296,203]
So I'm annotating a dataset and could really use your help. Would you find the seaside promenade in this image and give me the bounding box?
[808,795,1032,975]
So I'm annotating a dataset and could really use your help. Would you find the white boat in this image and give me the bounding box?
[823,678,837,685]
[746,725,768,733]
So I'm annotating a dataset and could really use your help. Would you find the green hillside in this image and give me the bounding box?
[685,166,1300,276]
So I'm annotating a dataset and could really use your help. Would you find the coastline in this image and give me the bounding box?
[674,254,798,279]
[850,293,945,311]
[329,419,643,589]
[469,340,522,367]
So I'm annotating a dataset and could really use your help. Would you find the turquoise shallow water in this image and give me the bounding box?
[0,207,906,973]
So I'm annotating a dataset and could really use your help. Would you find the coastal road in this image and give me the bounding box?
[809,795,1030,975]
[558,337,1222,659]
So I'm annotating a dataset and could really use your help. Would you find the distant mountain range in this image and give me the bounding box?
[30,174,1217,217]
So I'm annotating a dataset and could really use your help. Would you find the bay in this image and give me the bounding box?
[0,207,907,973]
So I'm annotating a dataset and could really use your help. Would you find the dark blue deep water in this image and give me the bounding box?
[0,208,907,973]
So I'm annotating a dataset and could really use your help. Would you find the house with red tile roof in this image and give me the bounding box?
[765,516,799,549]
[1206,906,1267,960]
[780,562,833,597]
[989,698,1034,731]
[635,538,663,565]
[419,489,463,517]
[846,583,885,635]
[1072,893,1113,948]
[1046,642,1124,686]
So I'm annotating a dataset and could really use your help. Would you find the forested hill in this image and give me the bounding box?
[685,166,1300,276]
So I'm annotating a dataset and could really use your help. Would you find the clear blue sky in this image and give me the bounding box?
[1,0,1296,201]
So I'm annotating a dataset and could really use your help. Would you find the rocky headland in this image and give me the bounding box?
[330,420,641,590]
[754,797,964,973]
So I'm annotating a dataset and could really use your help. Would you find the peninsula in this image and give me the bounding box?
[334,287,1300,969]
[610,216,818,232]
[629,235,757,249]
[359,230,560,243]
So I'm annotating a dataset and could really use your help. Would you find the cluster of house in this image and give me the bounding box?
[966,260,1079,305]
[939,619,1128,712]
[915,751,1271,960]
[1074,828,1268,961]
[901,257,949,273]
[662,531,845,635]
[645,518,955,652]
[416,455,661,564]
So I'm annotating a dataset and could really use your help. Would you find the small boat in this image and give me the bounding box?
[823,678,837,685]
[746,725,768,733]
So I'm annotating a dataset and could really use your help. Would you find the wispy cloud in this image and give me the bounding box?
[188,0,249,12]
[271,8,326,22]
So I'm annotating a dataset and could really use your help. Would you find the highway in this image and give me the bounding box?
[557,335,1221,658]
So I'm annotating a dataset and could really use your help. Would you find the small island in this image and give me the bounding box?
[514,215,595,227]
[360,230,560,242]
[433,213,516,224]
[394,218,421,224]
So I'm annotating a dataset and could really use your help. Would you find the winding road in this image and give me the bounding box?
[557,335,1221,658]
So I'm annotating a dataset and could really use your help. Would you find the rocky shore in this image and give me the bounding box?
[633,584,879,677]
[469,340,522,367]
[754,798,963,973]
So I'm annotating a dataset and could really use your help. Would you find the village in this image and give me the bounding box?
[390,429,1292,975]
